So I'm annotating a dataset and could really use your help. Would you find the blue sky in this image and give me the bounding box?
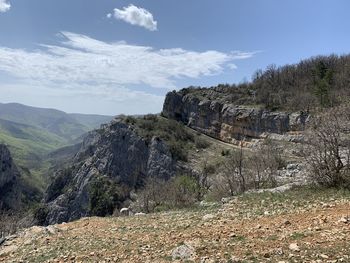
[0,0,349,115]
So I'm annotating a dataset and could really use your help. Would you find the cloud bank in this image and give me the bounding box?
[0,32,254,89]
[0,32,255,114]
[0,0,10,13]
[110,4,158,31]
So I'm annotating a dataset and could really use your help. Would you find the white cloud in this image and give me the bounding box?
[112,4,157,31]
[0,0,10,13]
[227,63,238,70]
[0,83,164,115]
[0,32,255,114]
[0,32,255,89]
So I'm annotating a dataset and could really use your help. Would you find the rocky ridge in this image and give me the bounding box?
[0,144,21,210]
[162,88,309,144]
[42,119,176,225]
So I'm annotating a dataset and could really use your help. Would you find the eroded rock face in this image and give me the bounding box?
[0,144,21,210]
[43,120,176,225]
[163,90,309,143]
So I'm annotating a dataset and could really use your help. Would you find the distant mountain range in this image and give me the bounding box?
[0,102,114,171]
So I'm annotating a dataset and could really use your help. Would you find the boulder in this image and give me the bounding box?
[171,243,196,261]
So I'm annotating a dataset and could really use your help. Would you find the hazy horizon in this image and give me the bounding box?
[0,0,349,115]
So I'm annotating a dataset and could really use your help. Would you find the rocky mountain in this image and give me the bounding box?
[40,118,176,225]
[0,144,21,210]
[162,87,309,144]
[38,86,314,225]
[0,103,114,199]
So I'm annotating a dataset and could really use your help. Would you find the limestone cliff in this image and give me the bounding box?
[42,119,176,225]
[162,88,309,143]
[0,144,21,210]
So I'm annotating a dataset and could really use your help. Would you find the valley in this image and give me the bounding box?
[0,103,113,208]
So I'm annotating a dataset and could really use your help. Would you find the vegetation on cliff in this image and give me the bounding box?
[179,54,350,111]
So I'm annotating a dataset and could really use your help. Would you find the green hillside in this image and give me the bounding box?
[0,119,66,168]
[0,103,113,193]
[0,103,111,142]
[69,113,114,130]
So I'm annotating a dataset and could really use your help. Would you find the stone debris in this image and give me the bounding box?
[202,214,216,221]
[339,216,349,224]
[289,243,300,252]
[1,189,350,262]
[171,243,196,261]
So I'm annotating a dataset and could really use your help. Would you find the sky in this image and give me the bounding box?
[0,0,349,115]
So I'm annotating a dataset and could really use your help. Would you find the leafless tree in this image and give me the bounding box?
[192,160,213,200]
[247,140,279,189]
[222,141,246,195]
[304,105,350,187]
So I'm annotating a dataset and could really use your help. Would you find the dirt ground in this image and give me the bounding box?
[1,187,350,263]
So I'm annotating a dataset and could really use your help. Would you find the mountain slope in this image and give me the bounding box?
[0,103,114,195]
[41,117,177,225]
[0,103,113,142]
[0,119,66,168]
[69,113,114,131]
[1,187,349,262]
[0,144,21,210]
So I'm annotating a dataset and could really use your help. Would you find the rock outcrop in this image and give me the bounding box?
[42,119,176,225]
[0,144,21,210]
[162,89,309,143]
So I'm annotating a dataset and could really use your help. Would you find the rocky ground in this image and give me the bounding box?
[1,187,350,263]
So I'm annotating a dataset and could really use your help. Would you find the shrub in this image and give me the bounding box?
[194,137,211,149]
[221,149,231,156]
[170,175,198,207]
[88,175,121,217]
[304,105,350,188]
[33,204,49,226]
[122,115,195,162]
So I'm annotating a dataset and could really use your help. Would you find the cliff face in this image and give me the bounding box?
[43,119,176,225]
[0,144,21,210]
[162,89,309,143]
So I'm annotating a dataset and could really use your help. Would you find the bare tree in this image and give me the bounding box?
[304,105,350,187]
[192,160,213,200]
[222,141,246,195]
[247,140,279,189]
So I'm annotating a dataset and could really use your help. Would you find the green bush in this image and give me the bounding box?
[194,137,211,149]
[88,175,121,217]
[121,115,194,162]
[33,204,49,225]
[221,149,231,156]
[172,175,198,207]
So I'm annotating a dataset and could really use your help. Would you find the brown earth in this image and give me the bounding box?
[1,187,350,263]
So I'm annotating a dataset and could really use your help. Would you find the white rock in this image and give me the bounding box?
[221,197,231,204]
[289,243,300,252]
[202,214,215,221]
[339,216,349,224]
[171,243,196,261]
[134,212,146,216]
[46,225,59,235]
